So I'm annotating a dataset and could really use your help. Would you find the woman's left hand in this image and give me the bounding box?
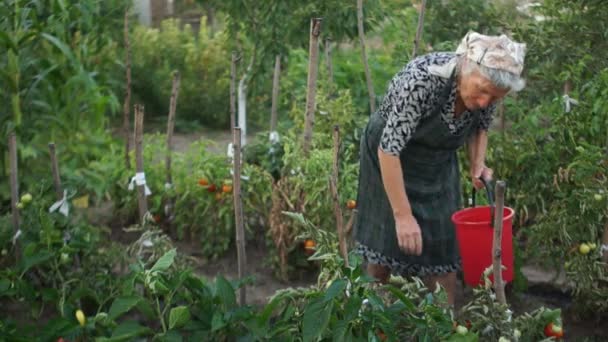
[471,165,493,190]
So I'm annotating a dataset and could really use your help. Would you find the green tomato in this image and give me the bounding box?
[456,325,468,335]
[20,193,32,204]
[60,253,70,264]
[579,243,591,255]
[589,243,597,250]
[16,202,24,210]
[1,249,7,256]
[514,329,521,338]
[594,194,603,201]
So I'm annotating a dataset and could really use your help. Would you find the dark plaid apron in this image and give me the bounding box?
[354,74,481,275]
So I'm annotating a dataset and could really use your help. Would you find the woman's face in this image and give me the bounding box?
[458,69,509,110]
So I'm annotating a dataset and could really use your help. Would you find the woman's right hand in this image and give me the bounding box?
[395,214,422,256]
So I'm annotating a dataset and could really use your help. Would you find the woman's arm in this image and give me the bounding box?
[468,130,492,189]
[378,148,422,255]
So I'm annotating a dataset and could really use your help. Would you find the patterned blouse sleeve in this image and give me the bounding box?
[478,102,497,131]
[378,70,432,156]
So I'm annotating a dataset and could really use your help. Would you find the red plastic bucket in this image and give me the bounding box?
[451,182,515,287]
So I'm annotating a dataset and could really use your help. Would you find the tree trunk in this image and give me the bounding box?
[237,53,256,146]
[232,127,247,305]
[123,9,132,170]
[325,38,334,88]
[412,0,427,59]
[602,222,608,263]
[134,105,148,223]
[48,143,63,200]
[8,131,20,260]
[492,181,507,305]
[357,0,376,114]
[238,77,247,145]
[270,55,281,132]
[330,126,348,266]
[499,101,506,134]
[165,71,180,187]
[303,18,323,156]
[230,52,238,131]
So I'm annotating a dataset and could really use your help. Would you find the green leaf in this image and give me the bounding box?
[386,285,416,311]
[0,31,17,51]
[211,311,227,332]
[108,296,142,321]
[37,317,72,342]
[323,279,347,302]
[159,330,183,342]
[150,248,177,273]
[41,33,77,66]
[215,275,237,309]
[0,279,11,294]
[169,306,191,330]
[20,251,53,276]
[136,299,156,320]
[97,320,152,341]
[302,297,333,342]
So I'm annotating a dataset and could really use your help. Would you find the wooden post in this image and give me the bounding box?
[8,132,20,259]
[492,181,507,305]
[357,0,376,114]
[230,52,238,131]
[123,8,132,170]
[412,0,427,59]
[48,143,63,200]
[165,71,180,187]
[302,18,322,157]
[270,55,281,132]
[134,104,148,222]
[602,223,608,263]
[233,127,247,306]
[329,126,348,266]
[324,37,334,88]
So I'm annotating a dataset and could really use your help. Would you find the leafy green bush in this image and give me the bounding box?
[130,18,231,129]
[0,0,124,203]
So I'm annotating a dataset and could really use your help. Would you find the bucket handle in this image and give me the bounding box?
[471,177,495,228]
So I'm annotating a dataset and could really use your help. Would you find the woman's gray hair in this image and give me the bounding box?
[459,56,526,92]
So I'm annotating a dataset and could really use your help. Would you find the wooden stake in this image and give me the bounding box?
[123,8,132,170]
[134,104,148,223]
[230,52,238,131]
[499,102,506,134]
[329,126,348,266]
[602,223,608,263]
[233,127,247,306]
[48,143,62,200]
[303,18,322,157]
[357,0,376,114]
[8,132,20,259]
[270,55,281,132]
[165,71,180,187]
[412,0,427,59]
[324,38,334,88]
[492,181,507,305]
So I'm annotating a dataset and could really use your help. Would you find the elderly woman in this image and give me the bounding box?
[354,32,526,306]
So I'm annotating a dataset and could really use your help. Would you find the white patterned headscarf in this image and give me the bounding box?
[429,31,526,78]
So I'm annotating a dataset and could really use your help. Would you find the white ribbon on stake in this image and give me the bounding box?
[562,94,579,113]
[49,189,70,217]
[12,229,22,245]
[227,142,249,181]
[269,131,280,144]
[601,244,608,258]
[128,172,152,196]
